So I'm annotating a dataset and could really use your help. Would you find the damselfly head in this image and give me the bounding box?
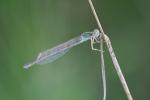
[81,29,100,38]
[92,29,100,38]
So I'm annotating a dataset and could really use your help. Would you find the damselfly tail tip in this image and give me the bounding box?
[23,62,35,69]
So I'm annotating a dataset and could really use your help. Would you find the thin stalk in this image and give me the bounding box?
[100,37,107,100]
[88,0,133,100]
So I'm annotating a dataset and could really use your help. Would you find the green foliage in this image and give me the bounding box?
[0,0,150,100]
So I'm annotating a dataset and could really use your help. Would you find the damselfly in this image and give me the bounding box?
[24,29,101,69]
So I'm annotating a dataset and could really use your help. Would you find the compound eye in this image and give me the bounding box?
[93,29,100,37]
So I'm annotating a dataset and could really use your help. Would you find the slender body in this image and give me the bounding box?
[24,29,100,69]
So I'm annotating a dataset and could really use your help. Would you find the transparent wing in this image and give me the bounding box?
[36,49,70,65]
[23,49,70,69]
[23,31,93,69]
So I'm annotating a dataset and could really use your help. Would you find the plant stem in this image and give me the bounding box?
[88,0,133,100]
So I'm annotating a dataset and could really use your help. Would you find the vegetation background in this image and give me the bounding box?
[0,0,149,100]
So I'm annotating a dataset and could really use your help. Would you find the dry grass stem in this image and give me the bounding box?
[88,0,133,100]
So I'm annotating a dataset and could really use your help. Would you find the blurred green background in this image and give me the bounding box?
[0,0,150,100]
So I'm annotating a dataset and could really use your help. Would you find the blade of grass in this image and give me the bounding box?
[88,0,133,100]
[100,37,107,100]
